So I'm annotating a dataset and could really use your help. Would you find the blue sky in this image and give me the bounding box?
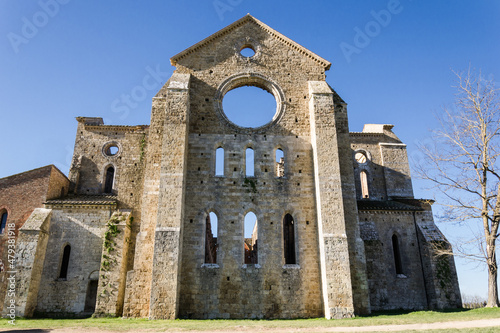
[1,1,499,301]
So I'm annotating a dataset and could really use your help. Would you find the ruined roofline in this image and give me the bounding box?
[48,164,69,182]
[44,194,117,207]
[350,124,402,142]
[76,116,148,132]
[350,131,385,135]
[357,198,435,212]
[357,199,424,212]
[170,14,331,70]
[350,124,394,134]
[84,124,149,132]
[0,164,68,186]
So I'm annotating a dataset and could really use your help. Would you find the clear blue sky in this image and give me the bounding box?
[1,1,499,301]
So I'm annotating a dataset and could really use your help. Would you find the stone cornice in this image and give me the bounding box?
[44,203,116,209]
[84,124,149,133]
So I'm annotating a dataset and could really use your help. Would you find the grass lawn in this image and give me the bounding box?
[1,308,499,331]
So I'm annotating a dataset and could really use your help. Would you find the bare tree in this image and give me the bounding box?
[416,68,500,307]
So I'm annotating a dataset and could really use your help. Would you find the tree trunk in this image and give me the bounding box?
[486,241,499,307]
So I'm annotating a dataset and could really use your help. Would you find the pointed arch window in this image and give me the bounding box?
[275,148,284,177]
[246,148,254,177]
[360,170,369,199]
[283,214,296,264]
[392,234,403,275]
[215,147,224,176]
[104,166,115,193]
[205,212,218,264]
[0,211,8,234]
[244,212,258,264]
[59,244,71,279]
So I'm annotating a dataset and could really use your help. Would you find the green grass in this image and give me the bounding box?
[1,308,499,331]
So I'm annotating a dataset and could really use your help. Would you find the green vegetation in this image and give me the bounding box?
[139,133,147,162]
[243,177,258,193]
[1,308,499,331]
[99,213,126,298]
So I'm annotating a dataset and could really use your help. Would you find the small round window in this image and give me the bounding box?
[103,143,120,157]
[355,152,367,164]
[240,46,255,58]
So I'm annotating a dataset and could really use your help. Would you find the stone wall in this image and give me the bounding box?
[359,208,428,310]
[0,165,69,313]
[350,125,412,201]
[95,211,132,317]
[69,117,147,208]
[149,73,190,319]
[68,117,147,309]
[35,204,114,315]
[350,124,461,310]
[130,15,368,319]
[416,210,462,309]
[3,208,52,317]
[122,95,165,318]
[309,81,368,318]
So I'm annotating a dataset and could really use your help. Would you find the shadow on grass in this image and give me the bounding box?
[363,307,473,318]
[32,311,93,319]
[2,328,52,333]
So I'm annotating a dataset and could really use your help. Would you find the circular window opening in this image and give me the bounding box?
[104,144,119,156]
[355,152,367,164]
[222,86,277,128]
[240,46,255,58]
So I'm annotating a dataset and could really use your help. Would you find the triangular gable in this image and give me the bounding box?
[170,14,331,70]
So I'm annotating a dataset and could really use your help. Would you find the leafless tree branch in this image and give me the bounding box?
[415,67,500,307]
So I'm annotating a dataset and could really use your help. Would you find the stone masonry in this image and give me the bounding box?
[0,165,69,315]
[2,15,461,319]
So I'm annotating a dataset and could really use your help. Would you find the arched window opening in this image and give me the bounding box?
[215,147,224,176]
[283,214,296,264]
[205,212,218,264]
[0,211,8,234]
[104,166,115,193]
[275,149,284,177]
[392,234,403,275]
[246,148,254,177]
[244,212,258,264]
[360,171,369,199]
[59,244,71,279]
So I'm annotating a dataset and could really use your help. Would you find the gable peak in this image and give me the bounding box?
[170,14,331,70]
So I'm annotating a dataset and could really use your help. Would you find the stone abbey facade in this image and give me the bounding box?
[2,15,461,319]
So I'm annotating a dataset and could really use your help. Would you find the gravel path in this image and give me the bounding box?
[2,318,500,332]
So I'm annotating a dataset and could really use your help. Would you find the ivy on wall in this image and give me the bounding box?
[99,213,126,298]
[139,133,146,162]
[243,177,258,193]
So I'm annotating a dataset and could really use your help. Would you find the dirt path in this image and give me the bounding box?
[3,318,500,333]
